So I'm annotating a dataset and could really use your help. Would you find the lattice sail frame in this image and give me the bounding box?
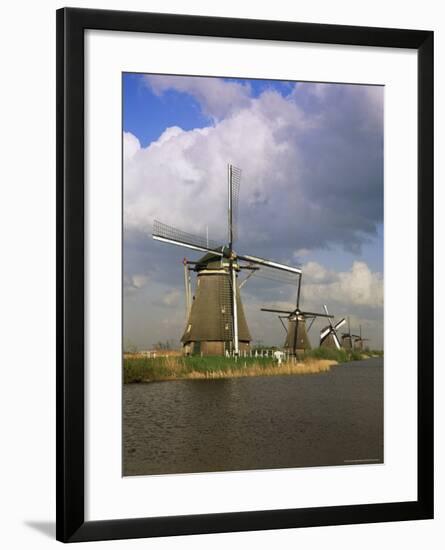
[229,165,241,244]
[153,219,221,253]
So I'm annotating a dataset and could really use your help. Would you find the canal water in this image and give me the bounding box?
[123,358,383,476]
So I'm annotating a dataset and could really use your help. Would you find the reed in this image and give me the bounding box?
[123,355,336,383]
[123,347,383,383]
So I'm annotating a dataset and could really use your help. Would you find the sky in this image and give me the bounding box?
[123,73,384,350]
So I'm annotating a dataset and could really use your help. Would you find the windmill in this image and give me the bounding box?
[353,325,370,351]
[153,164,302,356]
[319,305,346,350]
[182,258,192,322]
[341,317,361,350]
[260,274,333,355]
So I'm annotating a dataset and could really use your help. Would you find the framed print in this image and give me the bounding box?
[56,7,434,542]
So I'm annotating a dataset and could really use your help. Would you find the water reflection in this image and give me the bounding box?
[123,358,383,476]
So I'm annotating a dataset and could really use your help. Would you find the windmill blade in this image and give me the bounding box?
[307,316,317,332]
[241,263,300,286]
[183,258,191,321]
[334,318,346,330]
[300,310,334,319]
[293,313,299,355]
[278,316,288,334]
[237,253,301,275]
[230,261,239,355]
[332,331,342,350]
[261,307,295,315]
[153,220,224,256]
[239,269,256,289]
[323,304,334,328]
[228,165,241,245]
[320,326,332,341]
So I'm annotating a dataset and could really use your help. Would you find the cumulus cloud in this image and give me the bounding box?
[237,260,383,348]
[144,75,252,120]
[124,80,383,260]
[301,261,383,308]
[258,261,382,311]
[123,76,384,348]
[123,131,140,162]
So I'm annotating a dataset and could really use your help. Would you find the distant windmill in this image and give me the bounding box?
[260,274,333,355]
[319,305,346,350]
[153,164,302,356]
[353,325,370,351]
[341,317,360,350]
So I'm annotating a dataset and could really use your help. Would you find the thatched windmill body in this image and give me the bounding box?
[180,251,252,355]
[353,325,370,351]
[319,305,346,350]
[153,165,302,356]
[261,275,333,355]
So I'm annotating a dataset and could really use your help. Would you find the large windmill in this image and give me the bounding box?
[319,305,346,350]
[260,274,333,355]
[153,164,302,356]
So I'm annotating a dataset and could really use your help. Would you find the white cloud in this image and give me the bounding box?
[123,88,313,244]
[302,261,332,283]
[144,75,252,120]
[240,261,383,348]
[302,261,383,308]
[124,273,149,292]
[124,78,384,348]
[124,81,383,258]
[294,248,310,258]
[162,288,181,307]
[131,274,149,289]
[123,131,140,162]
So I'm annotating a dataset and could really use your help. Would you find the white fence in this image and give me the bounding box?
[224,349,292,363]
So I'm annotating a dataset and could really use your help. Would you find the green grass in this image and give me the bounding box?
[123,355,277,383]
[303,347,350,363]
[303,347,383,363]
[123,348,382,383]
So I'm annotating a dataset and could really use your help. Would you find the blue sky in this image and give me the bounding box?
[123,73,384,349]
[123,75,299,148]
[124,73,210,147]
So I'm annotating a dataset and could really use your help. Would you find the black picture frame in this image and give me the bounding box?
[56,7,434,543]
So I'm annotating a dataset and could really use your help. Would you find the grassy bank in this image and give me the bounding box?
[123,348,382,383]
[302,347,383,363]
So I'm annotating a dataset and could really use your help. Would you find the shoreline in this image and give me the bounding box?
[123,351,383,384]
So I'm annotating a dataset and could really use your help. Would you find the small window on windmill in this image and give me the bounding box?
[225,323,229,330]
[221,306,226,314]
[187,324,192,333]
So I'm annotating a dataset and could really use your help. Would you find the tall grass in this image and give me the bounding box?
[303,347,379,363]
[123,347,382,383]
[123,355,336,383]
[124,355,280,383]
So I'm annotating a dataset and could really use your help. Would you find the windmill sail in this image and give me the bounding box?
[153,220,223,256]
[228,165,241,245]
[238,253,301,275]
[227,165,241,353]
[319,305,346,350]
